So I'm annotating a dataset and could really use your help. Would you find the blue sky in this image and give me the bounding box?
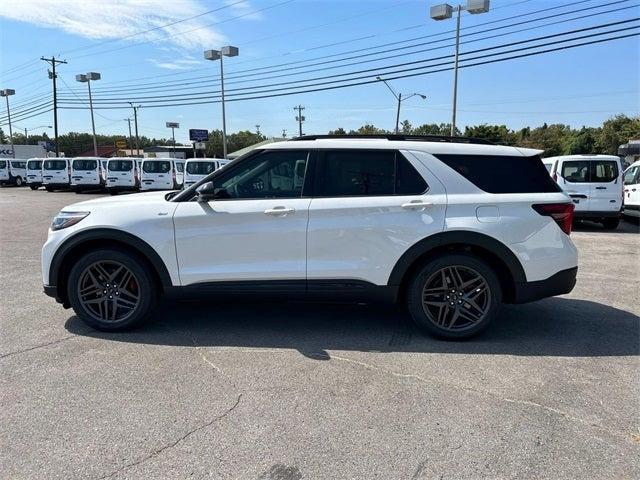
[1,0,638,145]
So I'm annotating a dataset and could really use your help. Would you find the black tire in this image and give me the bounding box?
[67,249,158,331]
[45,186,53,192]
[602,218,620,230]
[15,176,23,187]
[407,253,502,339]
[29,185,39,190]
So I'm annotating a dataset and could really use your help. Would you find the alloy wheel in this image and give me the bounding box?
[77,260,141,322]
[421,265,491,332]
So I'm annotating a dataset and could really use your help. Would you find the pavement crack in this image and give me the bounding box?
[97,393,242,480]
[322,353,633,445]
[0,334,78,359]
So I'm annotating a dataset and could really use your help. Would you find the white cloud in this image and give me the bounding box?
[148,57,202,70]
[0,0,256,50]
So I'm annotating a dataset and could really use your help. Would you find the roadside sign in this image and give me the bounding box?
[115,140,127,148]
[166,122,180,128]
[194,142,206,150]
[189,129,209,141]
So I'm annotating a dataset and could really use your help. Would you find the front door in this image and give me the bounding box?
[173,149,311,286]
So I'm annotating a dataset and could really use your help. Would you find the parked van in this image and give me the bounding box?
[9,159,28,186]
[70,157,104,192]
[622,160,640,219]
[140,158,184,191]
[106,157,139,193]
[0,159,9,185]
[183,158,229,188]
[545,154,623,229]
[42,158,70,191]
[26,158,45,190]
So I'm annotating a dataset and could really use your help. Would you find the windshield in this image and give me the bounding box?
[186,161,216,175]
[73,159,98,170]
[143,160,170,173]
[27,160,42,170]
[43,160,67,170]
[109,160,133,171]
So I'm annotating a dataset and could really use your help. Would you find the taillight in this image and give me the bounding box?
[532,203,574,235]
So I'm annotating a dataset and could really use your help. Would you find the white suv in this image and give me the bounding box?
[42,136,578,339]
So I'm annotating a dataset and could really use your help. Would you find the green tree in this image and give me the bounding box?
[328,127,347,135]
[411,123,460,136]
[349,124,388,135]
[565,127,597,155]
[400,120,412,134]
[464,124,516,145]
[594,114,640,155]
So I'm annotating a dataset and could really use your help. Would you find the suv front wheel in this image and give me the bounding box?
[407,253,502,339]
[67,249,157,331]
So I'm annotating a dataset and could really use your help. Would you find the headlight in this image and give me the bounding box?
[51,211,90,231]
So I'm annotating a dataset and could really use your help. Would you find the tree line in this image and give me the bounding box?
[1,114,637,158]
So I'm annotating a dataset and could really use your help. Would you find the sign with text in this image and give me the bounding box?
[166,122,180,128]
[189,129,209,141]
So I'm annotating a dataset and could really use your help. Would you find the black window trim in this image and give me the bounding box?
[313,149,429,198]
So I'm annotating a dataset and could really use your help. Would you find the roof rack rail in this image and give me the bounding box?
[290,134,495,145]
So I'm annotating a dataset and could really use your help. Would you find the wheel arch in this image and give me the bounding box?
[389,231,526,304]
[50,228,173,306]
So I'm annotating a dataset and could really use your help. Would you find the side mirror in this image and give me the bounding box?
[196,182,216,202]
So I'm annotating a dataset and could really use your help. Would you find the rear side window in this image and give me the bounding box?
[434,154,561,194]
[43,160,67,170]
[27,160,42,169]
[73,160,97,170]
[11,161,26,169]
[317,150,427,197]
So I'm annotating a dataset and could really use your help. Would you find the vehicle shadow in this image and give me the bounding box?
[573,219,639,234]
[65,296,639,358]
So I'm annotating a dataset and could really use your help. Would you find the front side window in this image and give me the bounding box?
[214,150,308,199]
[624,166,639,185]
[176,162,184,173]
[316,150,427,197]
[73,160,97,170]
[143,161,171,173]
[187,161,216,175]
[43,160,67,170]
[27,160,42,170]
[109,160,133,172]
[561,161,590,183]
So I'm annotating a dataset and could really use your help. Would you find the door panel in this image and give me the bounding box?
[559,160,591,211]
[307,149,446,286]
[589,159,621,212]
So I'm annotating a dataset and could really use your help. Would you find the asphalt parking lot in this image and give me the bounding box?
[1,187,638,480]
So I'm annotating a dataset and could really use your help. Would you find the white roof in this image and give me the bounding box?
[544,154,621,161]
[263,138,541,157]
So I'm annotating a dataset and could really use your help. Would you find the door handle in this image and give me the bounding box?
[595,186,607,190]
[401,200,433,210]
[264,206,295,216]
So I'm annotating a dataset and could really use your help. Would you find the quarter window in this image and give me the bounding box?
[317,150,427,197]
[624,166,639,185]
[214,150,309,199]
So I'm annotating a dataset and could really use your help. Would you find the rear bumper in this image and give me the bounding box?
[574,210,621,219]
[512,267,577,304]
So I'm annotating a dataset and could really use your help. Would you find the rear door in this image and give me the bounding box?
[559,159,591,211]
[588,158,621,213]
[141,160,172,189]
[306,149,446,286]
[623,164,640,211]
[43,159,69,184]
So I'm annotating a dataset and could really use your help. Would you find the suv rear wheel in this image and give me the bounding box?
[407,253,502,339]
[67,249,157,331]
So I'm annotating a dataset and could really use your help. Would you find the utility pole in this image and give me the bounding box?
[282,129,287,138]
[129,103,140,156]
[294,105,305,137]
[125,118,133,156]
[41,56,67,157]
[255,124,260,135]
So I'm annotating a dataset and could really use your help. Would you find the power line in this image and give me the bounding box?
[57,19,640,106]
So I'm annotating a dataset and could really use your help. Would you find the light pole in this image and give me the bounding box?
[1,89,16,158]
[204,46,239,159]
[23,125,52,144]
[375,77,427,134]
[75,72,101,155]
[166,122,179,156]
[430,0,490,136]
[128,103,141,157]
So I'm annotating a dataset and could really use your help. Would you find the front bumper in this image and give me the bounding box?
[512,267,577,304]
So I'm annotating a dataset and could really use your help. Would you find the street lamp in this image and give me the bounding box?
[376,77,427,134]
[430,0,490,136]
[24,125,52,144]
[166,122,179,156]
[1,88,16,158]
[204,46,239,159]
[75,72,101,155]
